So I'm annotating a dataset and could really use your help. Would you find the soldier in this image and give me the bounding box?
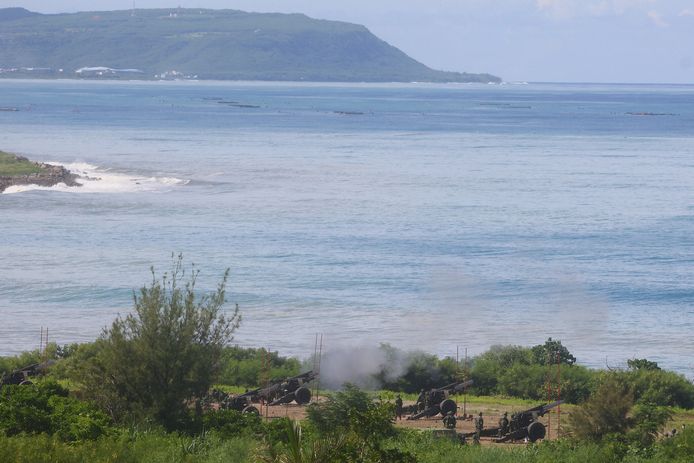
[395,394,403,420]
[474,412,484,442]
[475,412,484,432]
[417,389,426,412]
[499,412,509,437]
[443,411,457,429]
[510,412,519,433]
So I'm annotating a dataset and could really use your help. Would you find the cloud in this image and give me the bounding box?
[679,9,694,17]
[647,10,669,27]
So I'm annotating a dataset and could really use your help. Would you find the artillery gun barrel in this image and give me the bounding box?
[431,379,474,393]
[463,400,566,444]
[518,400,564,417]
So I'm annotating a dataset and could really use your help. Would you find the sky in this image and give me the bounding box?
[2,0,693,83]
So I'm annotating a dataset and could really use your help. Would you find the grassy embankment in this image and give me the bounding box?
[0,151,43,176]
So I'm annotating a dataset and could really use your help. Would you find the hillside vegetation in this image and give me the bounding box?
[3,258,692,461]
[0,7,500,83]
[0,151,43,176]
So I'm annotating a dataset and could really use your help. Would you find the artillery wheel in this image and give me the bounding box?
[242,405,260,415]
[294,387,312,405]
[527,422,546,442]
[439,399,457,416]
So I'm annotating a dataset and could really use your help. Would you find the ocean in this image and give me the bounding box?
[1,79,693,376]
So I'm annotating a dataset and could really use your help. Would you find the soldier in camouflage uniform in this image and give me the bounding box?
[395,395,403,420]
[443,411,457,429]
[498,412,509,437]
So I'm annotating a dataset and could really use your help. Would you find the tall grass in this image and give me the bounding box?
[0,432,255,463]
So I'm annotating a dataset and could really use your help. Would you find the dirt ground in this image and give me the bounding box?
[258,397,569,444]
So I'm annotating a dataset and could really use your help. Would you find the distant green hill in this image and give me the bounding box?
[0,7,500,83]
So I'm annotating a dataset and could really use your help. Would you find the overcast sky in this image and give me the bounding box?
[2,0,693,83]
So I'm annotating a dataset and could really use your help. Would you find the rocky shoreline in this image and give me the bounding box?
[0,155,81,192]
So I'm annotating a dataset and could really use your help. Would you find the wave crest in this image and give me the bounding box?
[3,162,189,194]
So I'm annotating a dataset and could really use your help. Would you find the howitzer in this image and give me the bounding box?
[0,361,53,388]
[465,400,564,443]
[205,371,318,414]
[264,370,317,406]
[206,387,263,415]
[406,379,474,420]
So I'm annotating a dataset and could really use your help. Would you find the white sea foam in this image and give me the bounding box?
[2,162,189,194]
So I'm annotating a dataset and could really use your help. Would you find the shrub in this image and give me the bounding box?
[307,384,396,440]
[76,256,240,429]
[627,369,694,409]
[569,374,634,442]
[202,409,264,438]
[218,346,301,387]
[0,381,110,441]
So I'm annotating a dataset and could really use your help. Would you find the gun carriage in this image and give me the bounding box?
[0,362,53,388]
[464,400,563,443]
[208,371,317,415]
[406,380,473,420]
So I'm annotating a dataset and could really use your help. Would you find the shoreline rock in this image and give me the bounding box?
[0,155,82,192]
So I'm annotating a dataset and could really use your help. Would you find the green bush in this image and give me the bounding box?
[0,431,254,463]
[75,256,240,430]
[627,369,694,409]
[218,346,301,387]
[306,384,396,439]
[496,363,546,400]
[468,342,593,403]
[202,409,264,438]
[0,381,110,441]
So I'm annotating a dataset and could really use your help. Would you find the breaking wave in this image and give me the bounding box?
[2,162,190,194]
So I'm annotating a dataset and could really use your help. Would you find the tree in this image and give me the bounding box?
[569,374,633,441]
[80,255,239,429]
[303,385,415,463]
[0,381,109,441]
[627,358,660,371]
[531,338,576,366]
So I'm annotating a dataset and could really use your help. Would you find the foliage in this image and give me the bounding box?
[653,426,694,462]
[75,256,239,429]
[202,409,264,438]
[624,369,694,409]
[0,349,43,378]
[531,338,577,366]
[0,151,43,176]
[0,431,254,463]
[218,346,301,388]
[261,418,415,463]
[307,384,393,438]
[467,342,591,403]
[0,381,110,441]
[377,348,459,394]
[628,359,661,371]
[569,374,635,442]
[627,403,673,448]
[0,414,693,463]
[469,344,533,395]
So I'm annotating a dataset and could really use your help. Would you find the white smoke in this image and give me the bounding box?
[318,344,411,390]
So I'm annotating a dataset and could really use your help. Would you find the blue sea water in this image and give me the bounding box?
[1,79,693,376]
